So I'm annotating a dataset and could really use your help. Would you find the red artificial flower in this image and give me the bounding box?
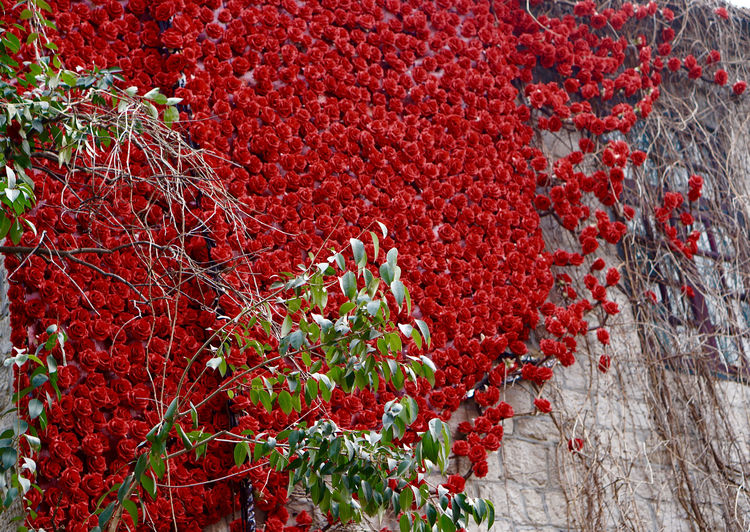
[733,80,747,95]
[715,70,729,86]
[452,440,470,456]
[534,398,552,413]
[605,268,621,286]
[443,474,466,493]
[714,7,729,19]
[598,355,612,373]
[472,460,489,478]
[568,438,584,452]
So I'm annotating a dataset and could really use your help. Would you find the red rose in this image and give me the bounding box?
[60,468,81,491]
[534,398,552,413]
[80,475,103,502]
[568,438,584,452]
[82,434,106,456]
[472,460,489,477]
[161,28,184,49]
[468,444,485,463]
[443,474,465,493]
[733,81,747,95]
[116,438,138,461]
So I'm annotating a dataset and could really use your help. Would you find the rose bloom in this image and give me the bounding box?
[472,460,489,478]
[534,398,552,413]
[733,80,747,95]
[452,440,469,456]
[568,438,584,452]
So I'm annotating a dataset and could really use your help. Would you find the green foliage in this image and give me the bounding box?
[0,2,181,244]
[0,325,65,513]
[105,230,494,532]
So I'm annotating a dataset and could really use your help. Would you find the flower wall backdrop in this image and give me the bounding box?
[3,0,744,530]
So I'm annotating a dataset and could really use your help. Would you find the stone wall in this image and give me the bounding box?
[0,258,22,529]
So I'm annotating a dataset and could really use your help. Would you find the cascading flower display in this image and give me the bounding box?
[2,0,745,530]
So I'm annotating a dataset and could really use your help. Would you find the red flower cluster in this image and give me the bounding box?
[5,0,743,528]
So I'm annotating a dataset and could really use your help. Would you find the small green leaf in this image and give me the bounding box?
[164,397,178,421]
[28,399,43,419]
[340,271,357,300]
[163,105,179,126]
[399,487,413,512]
[134,454,148,480]
[439,513,456,532]
[140,473,156,500]
[98,502,116,527]
[399,513,410,532]
[391,280,405,307]
[350,238,366,268]
[117,475,133,503]
[281,314,293,338]
[370,231,380,260]
[4,34,20,54]
[415,319,431,348]
[234,442,249,467]
[278,390,293,415]
[122,499,139,527]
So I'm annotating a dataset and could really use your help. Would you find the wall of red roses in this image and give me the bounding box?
[3,0,746,530]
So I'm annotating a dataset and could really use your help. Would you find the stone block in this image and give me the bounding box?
[501,439,549,487]
[521,489,548,524]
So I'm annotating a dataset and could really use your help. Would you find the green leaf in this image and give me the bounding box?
[98,502,115,528]
[391,280,405,307]
[366,300,381,316]
[164,397,178,420]
[117,475,133,503]
[340,271,357,300]
[438,513,456,532]
[3,34,20,54]
[134,454,148,480]
[380,263,394,285]
[0,215,11,240]
[399,513,410,532]
[387,247,398,268]
[278,390,293,415]
[28,399,43,419]
[376,221,388,238]
[281,314,293,338]
[350,238,366,268]
[304,378,318,404]
[259,391,273,413]
[369,231,380,261]
[35,0,53,12]
[46,354,57,373]
[149,453,165,479]
[122,499,139,527]
[415,319,431,348]
[399,487,413,512]
[426,504,437,526]
[140,473,156,500]
[163,105,179,126]
[1,448,17,470]
[234,442,249,467]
